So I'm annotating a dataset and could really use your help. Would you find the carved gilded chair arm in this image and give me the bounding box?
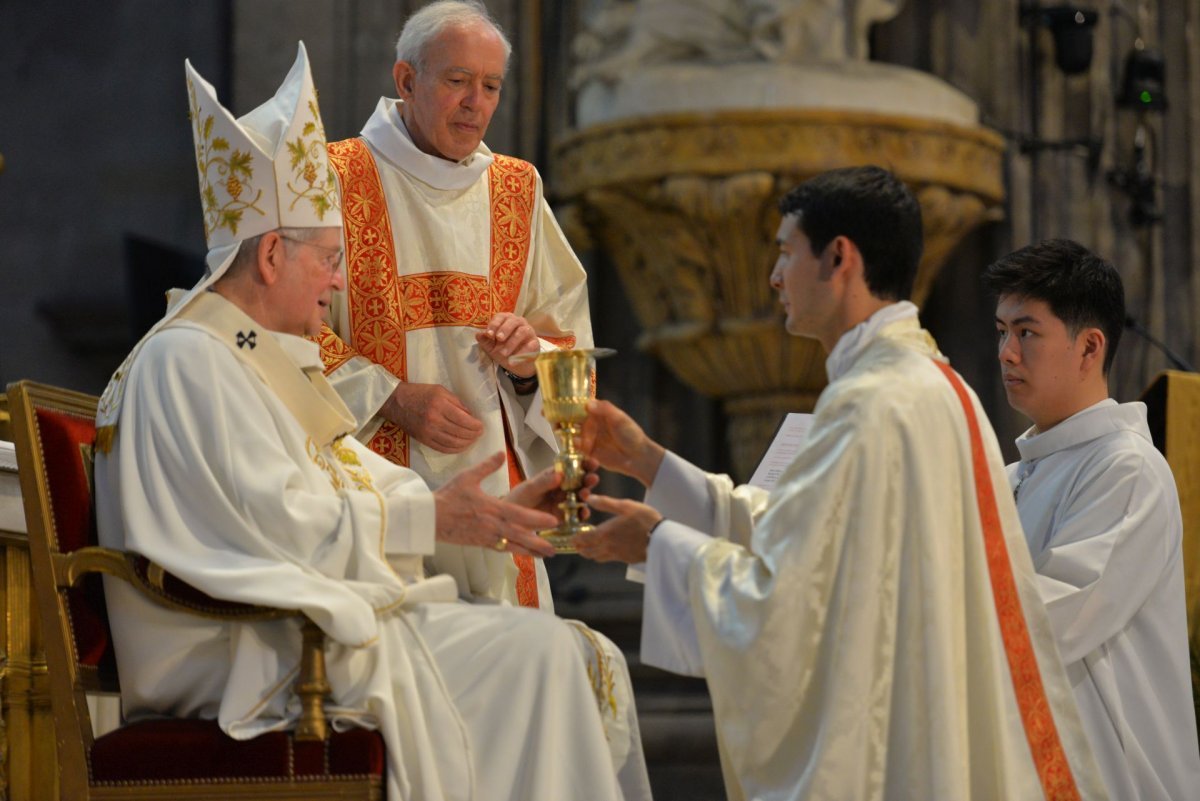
[51,546,330,741]
[52,547,295,620]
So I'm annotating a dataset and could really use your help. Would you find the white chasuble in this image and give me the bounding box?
[95,292,636,801]
[639,307,1108,801]
[317,98,593,611]
[1010,400,1200,800]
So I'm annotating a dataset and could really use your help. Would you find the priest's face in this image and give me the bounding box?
[275,228,346,337]
[770,213,838,346]
[393,23,507,162]
[995,294,1092,431]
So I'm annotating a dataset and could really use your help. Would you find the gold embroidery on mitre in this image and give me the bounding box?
[285,98,339,220]
[188,77,265,240]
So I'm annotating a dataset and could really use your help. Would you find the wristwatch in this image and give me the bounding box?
[501,366,538,389]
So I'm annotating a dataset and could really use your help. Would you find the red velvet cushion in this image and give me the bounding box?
[35,407,97,554]
[90,719,386,783]
[35,408,117,677]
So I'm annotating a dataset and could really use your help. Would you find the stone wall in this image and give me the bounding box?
[0,0,231,392]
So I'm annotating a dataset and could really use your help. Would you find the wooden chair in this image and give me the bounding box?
[8,380,386,800]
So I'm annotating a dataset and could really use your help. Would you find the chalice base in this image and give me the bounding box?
[538,521,594,554]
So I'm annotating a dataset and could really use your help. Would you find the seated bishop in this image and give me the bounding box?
[93,42,651,801]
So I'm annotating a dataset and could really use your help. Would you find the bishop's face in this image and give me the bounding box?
[769,213,839,345]
[275,228,346,337]
[393,23,507,162]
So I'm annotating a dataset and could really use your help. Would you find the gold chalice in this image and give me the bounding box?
[517,347,614,553]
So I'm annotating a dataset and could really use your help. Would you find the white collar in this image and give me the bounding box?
[360,97,494,191]
[272,330,323,370]
[1014,399,1148,462]
[825,301,921,381]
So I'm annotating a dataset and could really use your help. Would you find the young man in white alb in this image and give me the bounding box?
[988,238,1200,800]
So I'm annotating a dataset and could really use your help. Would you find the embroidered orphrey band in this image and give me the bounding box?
[322,138,552,607]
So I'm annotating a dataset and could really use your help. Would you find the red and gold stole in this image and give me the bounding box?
[934,361,1081,801]
[321,137,562,607]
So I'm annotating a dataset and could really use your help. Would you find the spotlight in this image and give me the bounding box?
[1020,4,1099,75]
[1117,47,1167,111]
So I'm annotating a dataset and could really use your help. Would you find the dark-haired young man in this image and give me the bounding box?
[572,167,1107,800]
[987,238,1200,800]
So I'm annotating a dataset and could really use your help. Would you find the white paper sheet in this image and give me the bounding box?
[748,413,813,491]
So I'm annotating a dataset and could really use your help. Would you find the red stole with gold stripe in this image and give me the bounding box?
[934,360,1081,800]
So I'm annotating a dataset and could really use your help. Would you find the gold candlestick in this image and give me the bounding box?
[525,347,614,553]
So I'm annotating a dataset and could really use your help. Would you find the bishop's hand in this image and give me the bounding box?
[506,459,600,518]
[434,453,557,558]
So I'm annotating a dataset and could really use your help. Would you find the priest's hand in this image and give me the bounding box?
[381,382,483,454]
[434,453,557,558]
[506,459,600,518]
[575,494,661,564]
[476,312,540,379]
[581,400,666,487]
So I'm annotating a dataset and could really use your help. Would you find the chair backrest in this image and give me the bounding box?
[8,380,112,787]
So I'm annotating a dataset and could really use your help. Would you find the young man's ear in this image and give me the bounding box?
[818,236,849,280]
[1079,327,1107,373]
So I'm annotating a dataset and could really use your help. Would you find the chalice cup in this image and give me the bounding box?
[526,347,615,553]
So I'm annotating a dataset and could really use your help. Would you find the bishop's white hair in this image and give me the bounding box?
[226,226,325,276]
[395,1,512,73]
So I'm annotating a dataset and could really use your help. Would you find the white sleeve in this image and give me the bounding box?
[1033,447,1180,663]
[326,353,401,438]
[348,438,437,558]
[645,451,717,533]
[639,521,713,677]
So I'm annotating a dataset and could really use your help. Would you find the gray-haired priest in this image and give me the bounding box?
[94,42,650,801]
[314,0,593,614]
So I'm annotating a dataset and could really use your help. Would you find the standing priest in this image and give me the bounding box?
[314,0,590,612]
[575,166,1108,800]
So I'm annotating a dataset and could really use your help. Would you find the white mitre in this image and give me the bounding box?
[97,41,341,446]
[187,39,341,280]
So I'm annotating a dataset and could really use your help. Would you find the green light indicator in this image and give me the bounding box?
[1140,90,1153,104]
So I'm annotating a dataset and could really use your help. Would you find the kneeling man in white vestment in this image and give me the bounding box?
[93,43,650,801]
[987,239,1200,801]
[575,166,1108,800]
